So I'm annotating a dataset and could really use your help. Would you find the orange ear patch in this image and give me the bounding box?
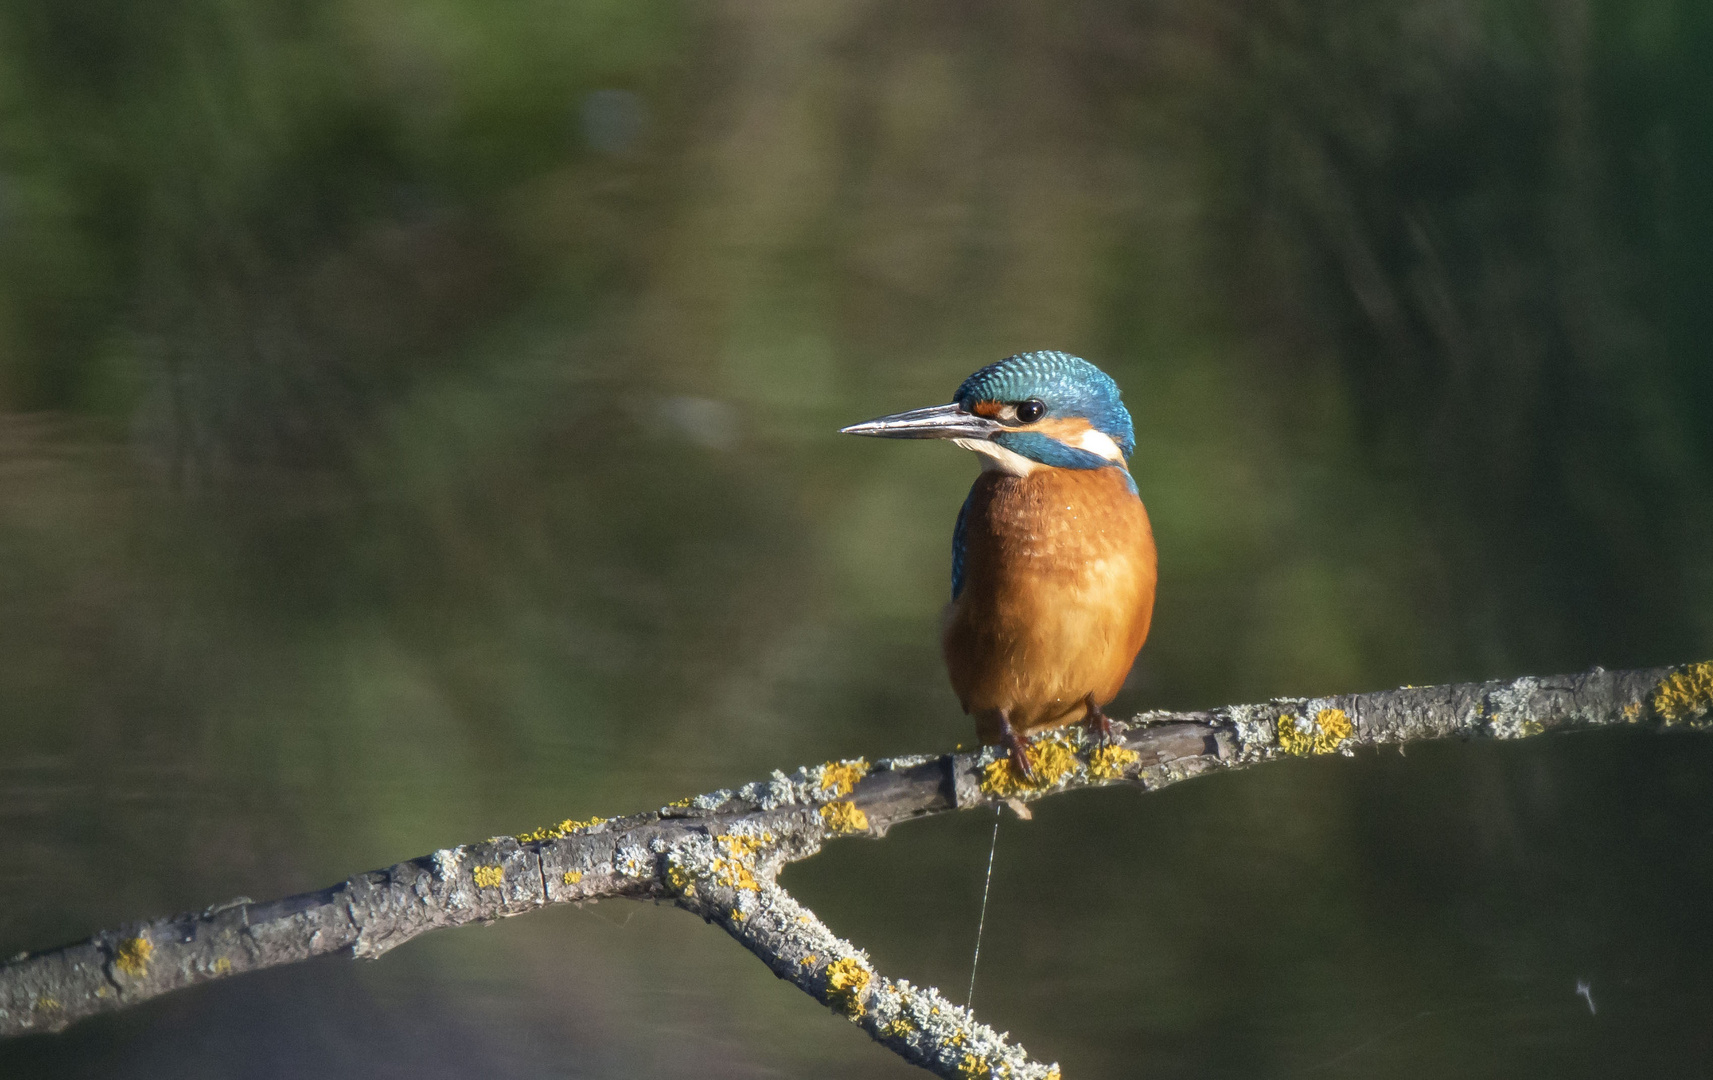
[971,400,1005,418]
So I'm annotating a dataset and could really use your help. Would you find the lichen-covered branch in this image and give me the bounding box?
[4,660,1711,1077]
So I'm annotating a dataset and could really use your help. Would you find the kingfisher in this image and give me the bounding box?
[841,351,1157,777]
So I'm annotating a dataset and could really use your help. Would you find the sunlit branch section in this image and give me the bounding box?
[667,829,1060,1079]
[2,661,1708,1078]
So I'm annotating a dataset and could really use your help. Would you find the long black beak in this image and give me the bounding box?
[839,402,1002,440]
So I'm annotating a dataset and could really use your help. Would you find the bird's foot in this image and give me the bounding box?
[1083,696,1116,745]
[996,713,1036,781]
[1004,732,1036,780]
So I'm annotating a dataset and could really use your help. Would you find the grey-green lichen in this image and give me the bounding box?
[864,975,1058,1079]
[663,818,792,923]
[707,875,1058,1079]
[1225,702,1285,760]
[646,816,1059,1079]
[613,843,654,879]
[1485,676,1546,739]
[1224,698,1356,759]
[667,758,877,815]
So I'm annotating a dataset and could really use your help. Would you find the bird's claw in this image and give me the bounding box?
[1004,732,1035,780]
[1083,696,1116,745]
[995,712,1036,780]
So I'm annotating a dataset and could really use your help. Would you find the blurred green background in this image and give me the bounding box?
[2,0,1712,1075]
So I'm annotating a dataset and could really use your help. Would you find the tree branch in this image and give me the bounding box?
[4,661,1711,1077]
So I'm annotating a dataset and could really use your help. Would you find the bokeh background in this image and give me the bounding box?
[3,0,1713,1076]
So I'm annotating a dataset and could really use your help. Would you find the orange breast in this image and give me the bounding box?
[942,466,1156,738]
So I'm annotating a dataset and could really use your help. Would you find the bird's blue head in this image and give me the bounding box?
[841,350,1135,473]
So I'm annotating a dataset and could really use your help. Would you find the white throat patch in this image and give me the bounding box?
[950,438,1040,476]
[950,427,1126,475]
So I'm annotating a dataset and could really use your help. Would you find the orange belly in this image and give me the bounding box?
[942,466,1156,739]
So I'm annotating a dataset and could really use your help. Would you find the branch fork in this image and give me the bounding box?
[5,660,1711,1078]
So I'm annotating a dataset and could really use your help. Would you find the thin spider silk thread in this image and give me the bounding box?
[967,803,1003,1008]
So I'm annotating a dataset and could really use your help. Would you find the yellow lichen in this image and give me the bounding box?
[800,954,818,966]
[114,936,153,977]
[880,1017,915,1038]
[1032,737,1080,784]
[716,833,771,860]
[819,800,870,834]
[1312,708,1354,753]
[704,832,771,892]
[1653,661,1713,726]
[472,864,505,889]
[730,908,745,921]
[666,797,693,809]
[212,957,231,975]
[979,733,1080,795]
[817,759,871,798]
[1622,702,1643,722]
[1277,714,1312,755]
[35,996,59,1012]
[824,957,872,1016]
[1087,743,1140,780]
[980,757,1019,795]
[666,865,695,895]
[1279,709,1353,755]
[563,870,583,885]
[516,816,608,844]
[717,861,760,891]
[958,1053,990,1079]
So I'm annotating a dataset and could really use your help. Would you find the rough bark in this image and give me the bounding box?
[4,661,1711,1078]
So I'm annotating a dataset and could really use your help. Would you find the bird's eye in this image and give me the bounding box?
[1015,399,1046,423]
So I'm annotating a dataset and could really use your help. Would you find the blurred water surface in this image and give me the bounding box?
[2,0,1712,1076]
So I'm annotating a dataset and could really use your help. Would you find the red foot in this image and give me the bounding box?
[1083,696,1116,744]
[996,712,1035,780]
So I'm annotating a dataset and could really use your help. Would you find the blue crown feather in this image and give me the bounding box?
[954,350,1135,459]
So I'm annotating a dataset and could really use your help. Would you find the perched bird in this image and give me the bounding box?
[841,351,1156,776]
